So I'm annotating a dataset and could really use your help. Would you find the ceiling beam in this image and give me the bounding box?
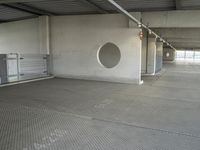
[171,46,200,50]
[9,3,56,15]
[166,38,200,43]
[127,7,175,12]
[174,0,200,10]
[175,0,182,10]
[80,0,109,14]
[0,15,38,24]
[169,40,200,43]
[0,19,6,23]
[0,0,44,4]
[181,5,200,10]
[1,3,40,15]
[3,15,37,22]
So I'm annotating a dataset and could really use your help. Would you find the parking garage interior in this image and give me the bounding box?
[1,0,200,149]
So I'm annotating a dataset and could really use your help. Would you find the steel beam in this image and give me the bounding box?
[80,0,109,14]
[175,0,182,10]
[0,19,6,22]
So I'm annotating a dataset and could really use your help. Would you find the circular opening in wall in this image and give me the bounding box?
[166,52,170,58]
[97,43,121,68]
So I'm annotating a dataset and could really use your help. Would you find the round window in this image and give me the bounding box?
[166,52,170,57]
[97,43,121,68]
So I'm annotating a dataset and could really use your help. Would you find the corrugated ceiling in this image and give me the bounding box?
[0,5,35,21]
[24,0,101,15]
[93,0,175,11]
[0,0,199,22]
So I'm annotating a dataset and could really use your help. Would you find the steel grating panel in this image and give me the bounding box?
[1,66,200,150]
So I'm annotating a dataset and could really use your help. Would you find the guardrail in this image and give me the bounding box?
[0,53,50,85]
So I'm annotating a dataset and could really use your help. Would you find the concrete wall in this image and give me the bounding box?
[0,17,50,83]
[50,14,142,84]
[0,14,143,84]
[0,18,39,54]
[0,17,49,54]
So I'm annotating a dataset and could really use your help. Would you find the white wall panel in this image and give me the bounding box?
[0,18,40,54]
[50,14,142,84]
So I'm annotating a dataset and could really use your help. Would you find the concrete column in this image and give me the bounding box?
[147,37,157,75]
[141,30,148,74]
[163,48,175,62]
[38,16,52,75]
[156,42,163,72]
[38,16,50,54]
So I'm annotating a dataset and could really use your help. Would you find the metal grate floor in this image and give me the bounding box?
[0,102,200,150]
[1,63,200,149]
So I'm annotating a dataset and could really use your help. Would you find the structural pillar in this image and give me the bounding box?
[156,42,163,72]
[141,30,148,74]
[38,16,50,54]
[38,16,52,75]
[147,37,157,75]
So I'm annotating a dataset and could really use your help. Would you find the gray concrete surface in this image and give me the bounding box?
[51,14,142,84]
[1,62,200,150]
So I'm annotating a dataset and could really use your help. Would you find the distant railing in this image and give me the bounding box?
[0,53,50,85]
